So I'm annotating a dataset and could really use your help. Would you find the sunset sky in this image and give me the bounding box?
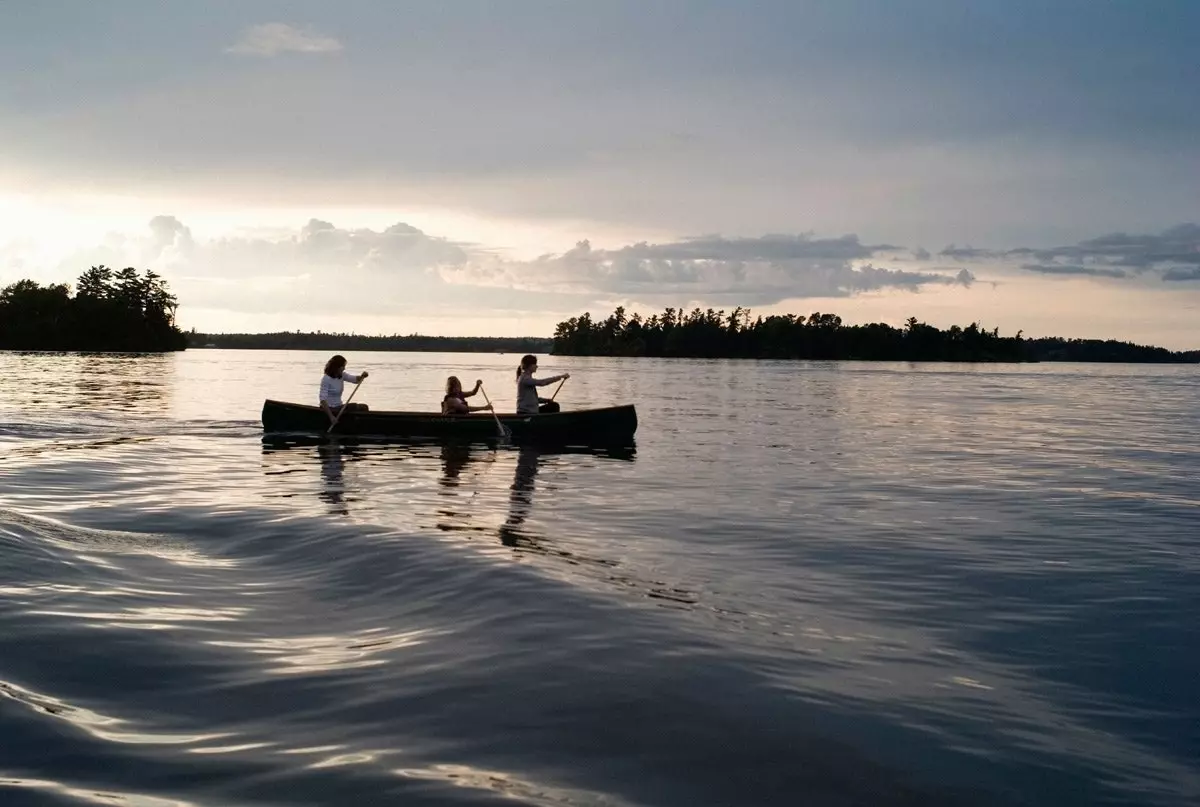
[2,1,1198,347]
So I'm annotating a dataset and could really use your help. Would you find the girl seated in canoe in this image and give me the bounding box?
[319,354,369,424]
[442,376,493,415]
[515,354,569,415]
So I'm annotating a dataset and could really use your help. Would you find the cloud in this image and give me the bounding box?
[1010,224,1200,273]
[439,235,970,305]
[1020,264,1128,278]
[939,245,1002,261]
[939,225,1200,285]
[1162,267,1200,282]
[21,220,982,320]
[226,23,342,57]
[36,217,503,319]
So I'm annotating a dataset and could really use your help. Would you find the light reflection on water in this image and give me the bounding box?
[0,349,1197,806]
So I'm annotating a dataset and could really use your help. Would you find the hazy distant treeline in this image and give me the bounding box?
[551,306,1196,363]
[189,331,553,354]
[0,266,186,352]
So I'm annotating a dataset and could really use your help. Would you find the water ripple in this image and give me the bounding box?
[0,350,1197,806]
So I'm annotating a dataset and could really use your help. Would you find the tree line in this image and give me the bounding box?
[0,266,187,352]
[551,306,1196,363]
[189,331,553,354]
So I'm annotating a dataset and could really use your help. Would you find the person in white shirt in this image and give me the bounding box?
[515,354,569,415]
[319,354,369,424]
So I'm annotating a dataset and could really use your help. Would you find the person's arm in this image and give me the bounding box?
[531,373,569,387]
[463,379,482,399]
[342,370,368,384]
[467,403,494,412]
[443,397,468,415]
[319,400,336,423]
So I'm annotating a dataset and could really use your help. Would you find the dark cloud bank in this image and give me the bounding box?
[940,224,1200,283]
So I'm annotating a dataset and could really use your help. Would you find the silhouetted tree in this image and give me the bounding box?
[550,306,1194,363]
[0,266,186,351]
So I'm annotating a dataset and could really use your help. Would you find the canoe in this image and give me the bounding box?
[261,399,638,447]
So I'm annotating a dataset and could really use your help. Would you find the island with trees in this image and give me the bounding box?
[551,306,1197,363]
[0,266,187,352]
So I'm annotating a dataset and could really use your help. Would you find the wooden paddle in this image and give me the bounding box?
[550,377,567,402]
[327,378,365,433]
[477,385,511,441]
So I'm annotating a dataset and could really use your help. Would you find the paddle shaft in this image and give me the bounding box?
[477,385,510,437]
[327,378,365,433]
[550,377,567,402]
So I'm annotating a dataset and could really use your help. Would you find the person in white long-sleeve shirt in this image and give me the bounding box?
[319,354,369,424]
[515,354,569,415]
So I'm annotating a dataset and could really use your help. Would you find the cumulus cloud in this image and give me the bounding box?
[21,220,1200,325]
[19,220,983,320]
[226,23,343,57]
[439,234,970,305]
[33,217,497,318]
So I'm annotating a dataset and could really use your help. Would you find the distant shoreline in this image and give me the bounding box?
[186,332,554,354]
[179,334,1199,364]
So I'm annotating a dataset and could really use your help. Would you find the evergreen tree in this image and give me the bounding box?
[0,266,187,352]
[550,306,1193,363]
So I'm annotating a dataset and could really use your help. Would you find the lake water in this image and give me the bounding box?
[0,349,1197,807]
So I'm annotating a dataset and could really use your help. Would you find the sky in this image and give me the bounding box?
[1,0,1198,347]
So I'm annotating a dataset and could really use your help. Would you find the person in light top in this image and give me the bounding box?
[442,376,493,415]
[515,354,568,415]
[319,354,369,424]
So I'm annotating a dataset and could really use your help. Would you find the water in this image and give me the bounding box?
[1,349,1197,807]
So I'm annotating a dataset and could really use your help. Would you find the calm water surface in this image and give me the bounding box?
[0,349,1197,806]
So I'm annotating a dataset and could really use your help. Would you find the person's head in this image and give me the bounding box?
[324,354,347,378]
[517,354,538,378]
[445,376,463,396]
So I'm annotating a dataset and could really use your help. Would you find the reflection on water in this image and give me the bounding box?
[318,442,353,516]
[500,447,541,549]
[261,438,635,564]
[6,352,175,413]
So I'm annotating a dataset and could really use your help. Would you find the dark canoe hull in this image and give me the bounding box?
[261,399,637,447]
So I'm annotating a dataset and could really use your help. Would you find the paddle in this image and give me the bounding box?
[477,384,512,441]
[327,378,365,434]
[550,377,567,402]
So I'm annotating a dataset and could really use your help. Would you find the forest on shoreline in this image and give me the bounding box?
[0,266,187,352]
[551,307,1199,363]
[187,332,553,354]
[4,271,1195,363]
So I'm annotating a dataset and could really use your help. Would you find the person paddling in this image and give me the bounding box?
[442,376,493,415]
[319,354,369,425]
[515,354,568,414]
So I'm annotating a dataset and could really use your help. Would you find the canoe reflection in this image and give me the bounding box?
[261,438,634,556]
[434,443,635,556]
